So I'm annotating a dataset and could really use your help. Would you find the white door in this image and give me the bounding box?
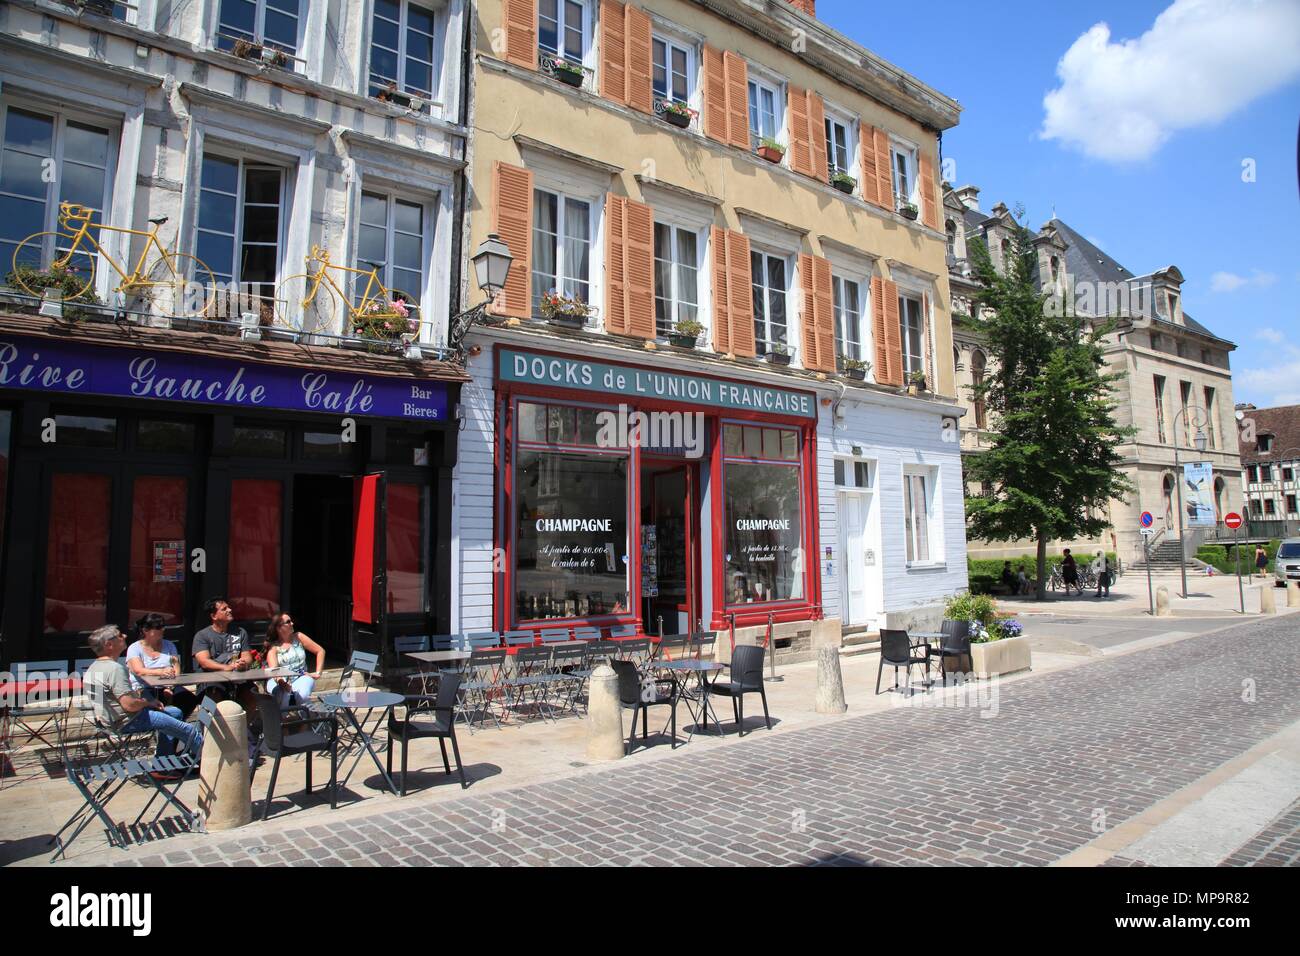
[839,491,869,625]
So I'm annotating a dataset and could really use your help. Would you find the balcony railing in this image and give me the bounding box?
[216,32,308,73]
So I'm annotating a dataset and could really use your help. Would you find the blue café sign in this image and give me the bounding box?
[498,347,816,419]
[0,335,449,420]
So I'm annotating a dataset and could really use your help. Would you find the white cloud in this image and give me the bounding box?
[1211,270,1279,292]
[1238,345,1300,407]
[1256,327,1286,344]
[1041,0,1300,162]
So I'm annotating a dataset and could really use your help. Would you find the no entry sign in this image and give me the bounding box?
[1224,512,1243,530]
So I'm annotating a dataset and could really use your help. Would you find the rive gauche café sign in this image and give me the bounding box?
[499,348,816,418]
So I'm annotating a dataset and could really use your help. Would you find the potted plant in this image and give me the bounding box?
[659,99,696,129]
[376,80,415,108]
[5,262,104,320]
[351,297,414,342]
[539,290,591,329]
[262,46,291,69]
[942,593,1032,678]
[841,356,869,381]
[668,317,703,349]
[906,369,927,394]
[232,37,264,61]
[550,57,586,88]
[830,171,857,195]
[77,0,118,15]
[756,137,786,164]
[766,342,791,366]
[898,200,920,221]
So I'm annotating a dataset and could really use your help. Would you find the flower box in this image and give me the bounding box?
[766,350,791,367]
[554,66,585,88]
[232,38,263,61]
[547,313,587,330]
[756,145,785,164]
[970,635,1031,677]
[844,366,867,381]
[78,0,118,14]
[663,109,691,129]
[668,332,698,349]
[831,176,856,195]
[899,203,919,221]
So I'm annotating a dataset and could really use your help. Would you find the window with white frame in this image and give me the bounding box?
[532,188,592,315]
[1,105,114,273]
[357,190,428,305]
[652,36,693,106]
[369,0,443,103]
[195,153,286,303]
[899,293,925,376]
[538,0,590,62]
[891,141,916,208]
[832,274,864,363]
[654,222,699,337]
[217,0,305,60]
[747,76,781,146]
[834,458,872,489]
[903,467,936,564]
[824,109,855,181]
[750,248,788,356]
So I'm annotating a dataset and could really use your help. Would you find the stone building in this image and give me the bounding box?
[945,184,1244,569]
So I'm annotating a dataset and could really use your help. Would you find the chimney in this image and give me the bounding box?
[787,0,817,16]
[953,185,980,212]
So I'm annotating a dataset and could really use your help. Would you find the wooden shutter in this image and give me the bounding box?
[702,44,727,145]
[798,254,835,372]
[922,291,934,385]
[625,4,653,113]
[807,92,828,184]
[599,0,627,105]
[605,194,655,339]
[873,128,893,210]
[859,123,881,206]
[491,162,533,316]
[919,152,939,229]
[503,0,538,70]
[711,227,754,357]
[723,52,750,150]
[871,276,902,386]
[788,85,812,177]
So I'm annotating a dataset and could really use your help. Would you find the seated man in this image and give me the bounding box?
[1000,561,1015,593]
[193,597,261,760]
[82,624,201,778]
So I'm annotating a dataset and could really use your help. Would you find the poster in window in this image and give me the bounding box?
[153,539,186,583]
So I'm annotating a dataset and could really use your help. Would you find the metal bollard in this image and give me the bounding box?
[585,664,625,761]
[198,700,251,831]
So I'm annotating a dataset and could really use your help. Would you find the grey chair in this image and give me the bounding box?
[466,632,502,649]
[610,658,678,753]
[460,649,507,730]
[876,629,930,695]
[504,646,554,721]
[935,620,973,682]
[502,631,535,648]
[254,693,338,821]
[5,659,72,755]
[387,672,468,793]
[702,644,771,736]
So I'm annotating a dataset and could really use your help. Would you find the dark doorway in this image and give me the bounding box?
[639,460,699,636]
[291,474,353,658]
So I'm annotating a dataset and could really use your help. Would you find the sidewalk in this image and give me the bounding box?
[997,566,1282,618]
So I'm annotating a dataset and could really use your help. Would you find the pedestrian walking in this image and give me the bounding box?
[1255,545,1269,579]
[1094,551,1112,598]
[1062,549,1081,596]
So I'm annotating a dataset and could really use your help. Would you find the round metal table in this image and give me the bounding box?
[321,690,405,794]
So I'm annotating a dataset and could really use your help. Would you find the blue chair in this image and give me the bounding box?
[465,632,502,649]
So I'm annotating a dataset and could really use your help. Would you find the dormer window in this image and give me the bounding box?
[1166,290,1180,323]
[1258,434,1274,454]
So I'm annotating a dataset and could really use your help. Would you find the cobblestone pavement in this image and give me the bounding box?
[124,617,1300,867]
[1218,798,1300,867]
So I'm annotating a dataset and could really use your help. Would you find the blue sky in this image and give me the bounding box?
[816,0,1300,409]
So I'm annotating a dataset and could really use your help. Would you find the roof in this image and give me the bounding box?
[1239,405,1300,465]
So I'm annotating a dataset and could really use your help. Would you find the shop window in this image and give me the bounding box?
[724,446,803,606]
[44,473,111,633]
[517,400,607,448]
[196,153,286,306]
[904,469,937,565]
[515,448,628,621]
[386,428,431,465]
[898,294,924,376]
[1,105,114,274]
[302,430,353,461]
[358,189,429,307]
[217,0,304,63]
[832,274,863,363]
[228,478,282,620]
[54,414,117,448]
[751,249,788,356]
[532,189,592,317]
[387,481,427,614]
[654,222,701,337]
[232,424,287,458]
[137,420,197,454]
[369,0,443,104]
[128,476,187,624]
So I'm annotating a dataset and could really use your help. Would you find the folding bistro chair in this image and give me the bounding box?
[547,643,589,717]
[654,635,691,663]
[430,634,460,651]
[616,639,653,668]
[393,635,431,694]
[608,625,638,640]
[539,628,571,645]
[4,660,72,755]
[503,646,555,722]
[502,631,535,649]
[572,627,601,644]
[459,648,508,730]
[466,632,503,649]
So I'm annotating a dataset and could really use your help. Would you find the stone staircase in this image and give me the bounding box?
[1133,537,1196,572]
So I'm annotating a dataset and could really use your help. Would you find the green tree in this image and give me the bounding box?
[963,213,1134,599]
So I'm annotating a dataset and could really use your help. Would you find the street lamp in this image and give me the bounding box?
[1171,404,1210,599]
[447,234,514,362]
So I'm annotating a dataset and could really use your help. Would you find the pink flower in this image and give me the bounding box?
[390,298,410,318]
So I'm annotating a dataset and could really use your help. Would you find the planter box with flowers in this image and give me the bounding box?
[906,370,927,395]
[755,138,786,164]
[830,172,857,195]
[668,318,703,349]
[350,297,414,346]
[765,344,791,366]
[547,56,588,88]
[898,201,920,221]
[944,593,1030,677]
[659,99,697,130]
[375,81,425,111]
[840,357,869,381]
[540,291,591,330]
[231,37,264,62]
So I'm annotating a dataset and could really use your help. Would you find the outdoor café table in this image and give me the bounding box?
[404,650,472,694]
[321,689,403,795]
[652,659,725,741]
[140,667,297,689]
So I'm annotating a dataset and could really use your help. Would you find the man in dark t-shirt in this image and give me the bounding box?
[193,597,257,719]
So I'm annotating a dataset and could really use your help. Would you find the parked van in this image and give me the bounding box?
[1275,539,1300,586]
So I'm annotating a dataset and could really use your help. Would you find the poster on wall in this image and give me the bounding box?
[1182,462,1216,528]
[152,540,185,583]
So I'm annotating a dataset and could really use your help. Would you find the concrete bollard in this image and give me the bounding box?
[1155,586,1172,617]
[585,664,625,761]
[1287,582,1300,607]
[815,645,847,714]
[198,700,251,831]
[1260,585,1277,615]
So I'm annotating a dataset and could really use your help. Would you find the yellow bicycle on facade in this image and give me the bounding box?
[275,245,421,340]
[11,202,215,317]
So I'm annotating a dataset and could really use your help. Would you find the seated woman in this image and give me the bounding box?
[125,612,200,718]
[263,612,325,709]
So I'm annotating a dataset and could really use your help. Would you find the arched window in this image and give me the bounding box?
[971,349,987,429]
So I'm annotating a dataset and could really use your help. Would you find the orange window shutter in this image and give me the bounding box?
[788,85,811,177]
[625,5,653,114]
[723,52,750,150]
[503,0,538,70]
[711,225,732,352]
[813,256,835,371]
[605,194,628,335]
[599,0,627,105]
[798,253,818,366]
[726,231,755,357]
[919,153,940,229]
[491,162,533,316]
[807,93,828,183]
[623,198,655,338]
[875,128,893,210]
[859,124,881,206]
[702,45,727,145]
[922,291,934,384]
[882,279,903,387]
